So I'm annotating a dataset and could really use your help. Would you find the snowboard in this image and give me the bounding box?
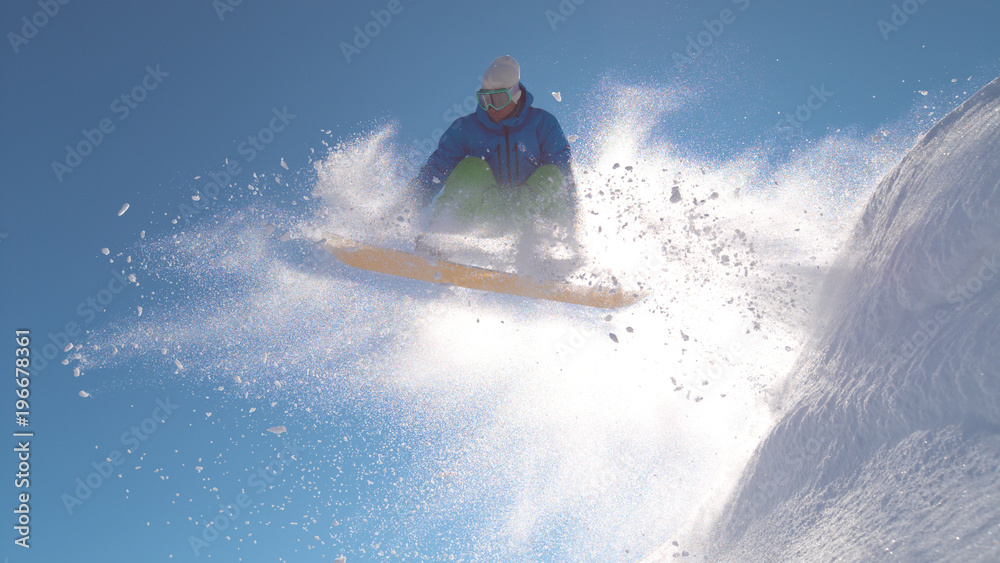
[323,233,645,309]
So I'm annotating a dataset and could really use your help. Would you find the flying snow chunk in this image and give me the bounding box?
[63,343,73,352]
[128,274,137,283]
[335,557,347,563]
[78,391,90,398]
[140,230,145,239]
[920,90,929,96]
[174,359,184,370]
[263,223,277,236]
[552,91,562,102]
[73,367,80,377]
[137,306,143,317]
[117,203,130,216]
[281,158,289,170]
[192,194,200,201]
[567,135,579,143]
[101,248,110,255]
[268,426,286,435]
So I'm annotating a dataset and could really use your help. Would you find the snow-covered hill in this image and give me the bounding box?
[705,76,1000,561]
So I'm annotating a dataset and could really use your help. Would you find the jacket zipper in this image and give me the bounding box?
[496,143,502,185]
[504,125,511,189]
[514,142,519,184]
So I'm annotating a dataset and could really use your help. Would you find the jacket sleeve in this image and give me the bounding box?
[537,111,576,194]
[410,119,468,207]
[537,112,579,241]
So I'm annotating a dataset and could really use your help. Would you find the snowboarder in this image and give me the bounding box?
[410,56,578,254]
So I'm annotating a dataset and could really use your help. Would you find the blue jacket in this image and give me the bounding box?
[412,85,576,206]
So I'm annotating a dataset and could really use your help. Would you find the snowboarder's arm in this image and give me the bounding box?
[537,112,579,240]
[537,113,576,193]
[410,120,467,207]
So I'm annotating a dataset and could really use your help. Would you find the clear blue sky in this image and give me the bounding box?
[2,1,999,561]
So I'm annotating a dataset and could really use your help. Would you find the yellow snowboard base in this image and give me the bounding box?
[323,233,645,309]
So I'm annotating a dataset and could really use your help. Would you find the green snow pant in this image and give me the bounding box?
[431,157,570,233]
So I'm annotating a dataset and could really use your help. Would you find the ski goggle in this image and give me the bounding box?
[476,88,516,111]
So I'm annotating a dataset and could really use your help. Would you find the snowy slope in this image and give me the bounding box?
[705,76,1000,560]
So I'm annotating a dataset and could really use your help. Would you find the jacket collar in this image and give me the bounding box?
[475,84,534,131]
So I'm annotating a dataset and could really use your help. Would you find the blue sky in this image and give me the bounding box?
[2,1,1000,561]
